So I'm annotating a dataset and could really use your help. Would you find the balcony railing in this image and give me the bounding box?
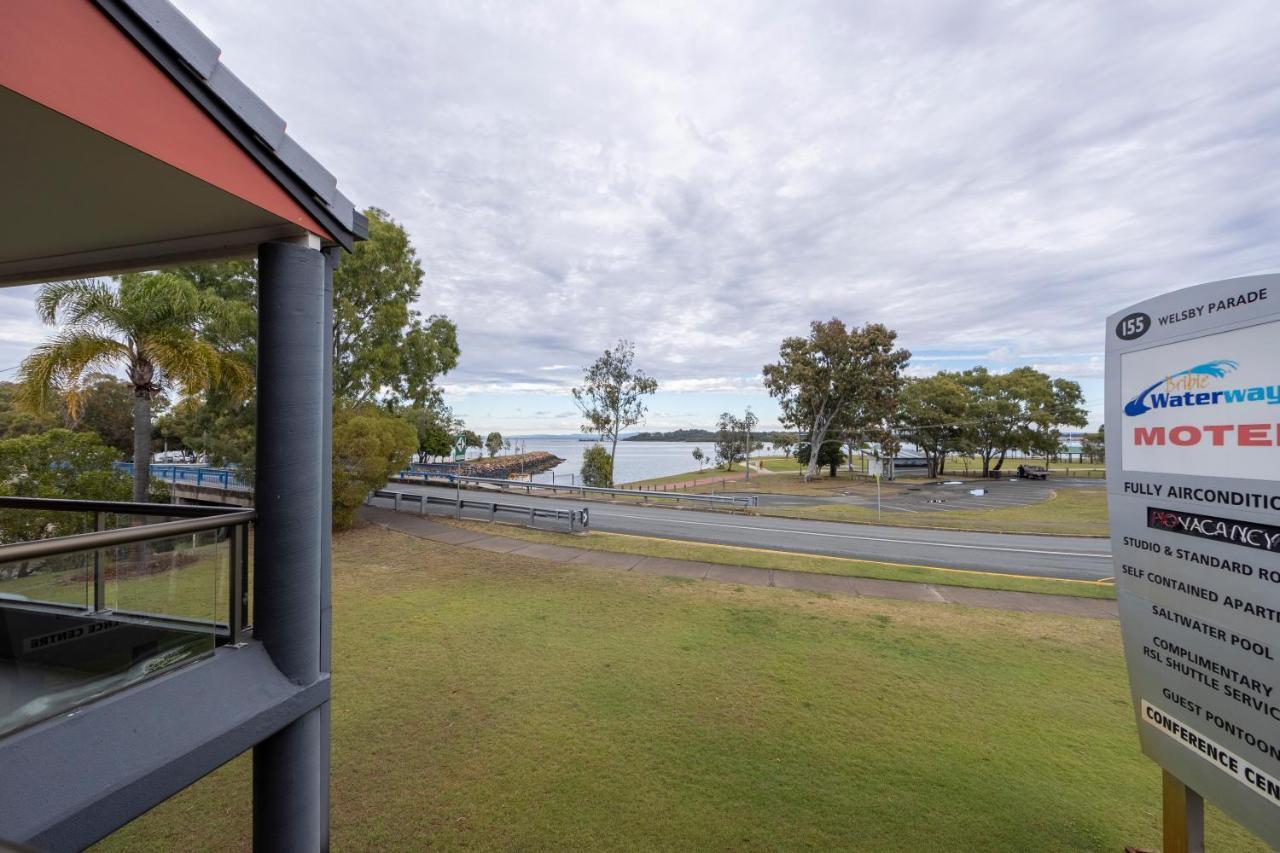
[0,497,253,737]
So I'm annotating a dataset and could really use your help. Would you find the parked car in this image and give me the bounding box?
[1017,464,1048,480]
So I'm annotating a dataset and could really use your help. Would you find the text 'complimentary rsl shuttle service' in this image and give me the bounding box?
[1107,274,1280,848]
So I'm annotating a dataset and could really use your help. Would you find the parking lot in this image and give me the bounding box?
[754,476,1103,515]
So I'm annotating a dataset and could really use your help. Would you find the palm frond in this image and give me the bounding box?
[15,333,129,415]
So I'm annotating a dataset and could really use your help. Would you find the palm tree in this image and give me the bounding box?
[18,273,252,502]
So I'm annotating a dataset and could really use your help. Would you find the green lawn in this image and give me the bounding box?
[439,517,1114,598]
[757,487,1110,537]
[96,526,1264,852]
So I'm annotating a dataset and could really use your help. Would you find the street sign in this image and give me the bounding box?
[452,434,467,462]
[1106,274,1280,849]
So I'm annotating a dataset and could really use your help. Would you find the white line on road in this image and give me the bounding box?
[595,511,1112,560]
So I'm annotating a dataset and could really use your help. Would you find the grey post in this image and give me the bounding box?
[252,239,328,851]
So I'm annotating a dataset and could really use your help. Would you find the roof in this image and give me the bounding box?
[93,0,367,249]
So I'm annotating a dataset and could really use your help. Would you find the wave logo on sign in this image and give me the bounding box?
[1122,359,1266,416]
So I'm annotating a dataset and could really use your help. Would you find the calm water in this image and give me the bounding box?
[491,438,714,484]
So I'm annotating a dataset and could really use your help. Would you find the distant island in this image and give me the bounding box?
[625,429,716,442]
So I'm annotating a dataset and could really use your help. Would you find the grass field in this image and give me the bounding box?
[95,525,1264,852]
[436,517,1115,598]
[758,487,1111,537]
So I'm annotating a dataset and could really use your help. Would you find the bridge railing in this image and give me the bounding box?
[369,489,588,531]
[391,471,758,509]
[113,463,247,490]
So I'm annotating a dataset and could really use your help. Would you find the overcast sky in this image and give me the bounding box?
[7,0,1280,434]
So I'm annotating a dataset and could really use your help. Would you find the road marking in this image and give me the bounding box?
[595,511,1112,560]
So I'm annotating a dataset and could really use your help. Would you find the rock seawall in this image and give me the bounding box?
[411,451,563,480]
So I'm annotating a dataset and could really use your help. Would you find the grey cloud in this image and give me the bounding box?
[8,0,1276,402]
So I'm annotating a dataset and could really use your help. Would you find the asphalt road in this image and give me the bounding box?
[380,483,1114,582]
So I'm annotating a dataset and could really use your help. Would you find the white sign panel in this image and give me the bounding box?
[1107,274,1280,849]
[1121,320,1280,481]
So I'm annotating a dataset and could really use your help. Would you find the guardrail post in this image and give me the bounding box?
[529,506,535,527]
[418,494,426,516]
[455,496,462,518]
[393,492,401,512]
[92,510,105,612]
[489,503,496,522]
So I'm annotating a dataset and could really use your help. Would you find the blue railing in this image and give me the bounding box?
[113,462,247,489]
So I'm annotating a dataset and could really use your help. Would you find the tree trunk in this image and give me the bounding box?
[608,432,619,488]
[132,393,151,502]
[804,428,823,482]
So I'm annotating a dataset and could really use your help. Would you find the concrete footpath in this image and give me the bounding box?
[360,506,1118,621]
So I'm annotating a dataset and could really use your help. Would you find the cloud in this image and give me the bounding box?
[5,0,1278,435]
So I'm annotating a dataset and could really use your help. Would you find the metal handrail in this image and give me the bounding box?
[0,499,254,645]
[0,510,255,562]
[0,495,247,518]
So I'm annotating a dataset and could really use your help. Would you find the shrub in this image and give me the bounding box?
[580,446,613,488]
[332,407,418,529]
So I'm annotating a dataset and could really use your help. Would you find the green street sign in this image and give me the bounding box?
[452,434,467,461]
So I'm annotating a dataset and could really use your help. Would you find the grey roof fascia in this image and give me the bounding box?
[112,0,220,79]
[206,63,287,150]
[94,0,361,248]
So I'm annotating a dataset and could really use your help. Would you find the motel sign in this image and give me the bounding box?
[1106,274,1280,850]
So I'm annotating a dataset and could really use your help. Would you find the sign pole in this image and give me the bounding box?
[1163,771,1205,853]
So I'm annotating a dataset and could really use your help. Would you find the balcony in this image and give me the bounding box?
[0,497,251,737]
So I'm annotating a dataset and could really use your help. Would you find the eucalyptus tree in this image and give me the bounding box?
[571,339,658,486]
[763,319,910,481]
[18,274,251,501]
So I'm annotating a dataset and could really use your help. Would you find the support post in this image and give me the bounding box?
[92,511,105,612]
[1162,771,1204,853]
[252,239,328,852]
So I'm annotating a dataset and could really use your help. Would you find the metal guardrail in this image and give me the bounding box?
[0,497,253,645]
[113,462,248,489]
[392,471,758,509]
[369,489,588,531]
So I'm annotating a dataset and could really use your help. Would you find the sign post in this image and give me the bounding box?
[452,434,466,505]
[1106,274,1280,850]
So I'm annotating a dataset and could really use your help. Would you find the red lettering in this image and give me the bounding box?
[1134,426,1165,446]
[1170,426,1200,446]
[1202,424,1234,446]
[1238,424,1271,446]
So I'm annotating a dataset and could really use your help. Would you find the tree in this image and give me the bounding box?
[462,430,482,453]
[580,446,613,488]
[0,382,60,439]
[795,441,846,477]
[404,402,455,463]
[0,429,133,549]
[63,374,139,456]
[898,374,972,478]
[572,339,658,486]
[957,367,1088,476]
[714,410,761,472]
[333,208,459,406]
[331,407,418,529]
[1081,424,1105,464]
[714,412,745,470]
[17,275,252,502]
[485,431,504,457]
[764,319,910,482]
[691,447,705,470]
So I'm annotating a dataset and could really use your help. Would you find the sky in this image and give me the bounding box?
[5,0,1280,434]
